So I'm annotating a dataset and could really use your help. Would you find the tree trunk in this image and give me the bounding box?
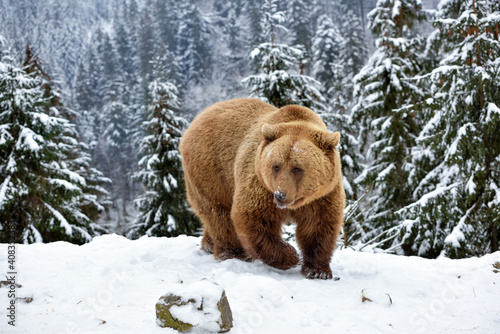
[492,225,498,253]
[120,169,128,217]
[358,0,365,33]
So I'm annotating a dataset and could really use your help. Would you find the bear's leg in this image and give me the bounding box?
[197,204,250,261]
[185,177,250,261]
[233,215,299,270]
[231,197,299,270]
[295,211,342,280]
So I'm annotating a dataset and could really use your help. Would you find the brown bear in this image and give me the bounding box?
[179,98,345,279]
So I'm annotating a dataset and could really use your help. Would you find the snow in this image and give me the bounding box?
[17,127,42,152]
[392,1,401,20]
[0,175,11,209]
[376,163,395,182]
[444,203,477,249]
[404,181,461,212]
[166,214,176,231]
[249,47,260,59]
[167,174,178,189]
[485,102,500,122]
[465,175,476,195]
[0,124,13,145]
[447,122,474,158]
[49,178,81,192]
[1,234,498,333]
[43,202,73,236]
[22,224,43,244]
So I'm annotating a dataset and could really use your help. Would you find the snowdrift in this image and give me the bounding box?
[1,234,499,333]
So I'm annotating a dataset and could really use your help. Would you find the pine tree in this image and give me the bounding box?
[288,0,315,58]
[226,4,242,58]
[336,4,368,102]
[242,0,325,109]
[50,2,81,91]
[154,0,179,52]
[351,0,426,246]
[247,0,264,47]
[102,79,134,231]
[114,4,137,84]
[312,14,342,99]
[327,5,368,200]
[101,31,117,85]
[0,43,108,244]
[224,2,247,80]
[310,5,368,230]
[74,45,103,112]
[138,9,155,86]
[129,78,200,238]
[24,44,112,230]
[176,0,212,85]
[399,0,500,258]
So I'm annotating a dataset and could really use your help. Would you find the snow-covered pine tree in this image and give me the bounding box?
[102,79,135,231]
[0,42,107,244]
[311,14,342,100]
[246,0,264,47]
[311,4,369,245]
[399,0,500,258]
[222,1,248,82]
[129,78,199,238]
[351,0,426,247]
[288,0,315,60]
[204,0,248,100]
[137,8,156,103]
[49,2,81,92]
[154,0,179,53]
[242,0,325,109]
[22,45,112,225]
[176,0,212,85]
[113,4,137,85]
[328,4,369,198]
[335,3,368,103]
[100,31,118,91]
[74,54,93,112]
[226,4,242,59]
[73,39,113,217]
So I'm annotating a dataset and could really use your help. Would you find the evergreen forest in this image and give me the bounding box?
[0,0,498,259]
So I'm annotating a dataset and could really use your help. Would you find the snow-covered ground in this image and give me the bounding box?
[1,234,499,333]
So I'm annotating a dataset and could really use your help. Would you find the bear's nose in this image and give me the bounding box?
[274,191,286,203]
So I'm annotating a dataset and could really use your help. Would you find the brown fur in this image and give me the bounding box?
[180,98,345,279]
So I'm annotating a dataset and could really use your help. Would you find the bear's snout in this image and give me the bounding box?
[274,191,286,203]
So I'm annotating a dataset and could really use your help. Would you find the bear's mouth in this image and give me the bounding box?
[274,197,304,210]
[275,202,288,209]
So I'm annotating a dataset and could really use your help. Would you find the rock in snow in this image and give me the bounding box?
[156,280,233,332]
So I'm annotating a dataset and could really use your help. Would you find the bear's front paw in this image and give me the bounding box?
[264,242,300,270]
[301,264,333,280]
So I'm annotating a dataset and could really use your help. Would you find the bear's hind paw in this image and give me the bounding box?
[217,248,252,262]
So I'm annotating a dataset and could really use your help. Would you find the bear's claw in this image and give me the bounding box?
[301,266,334,280]
[217,248,252,262]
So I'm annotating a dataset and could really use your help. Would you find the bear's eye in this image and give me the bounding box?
[292,167,303,174]
[273,165,281,173]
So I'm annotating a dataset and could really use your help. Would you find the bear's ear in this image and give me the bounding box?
[320,131,341,151]
[261,123,279,142]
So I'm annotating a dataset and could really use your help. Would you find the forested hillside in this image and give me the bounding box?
[0,0,498,259]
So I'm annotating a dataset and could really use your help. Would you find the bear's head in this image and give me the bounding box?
[255,122,341,210]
